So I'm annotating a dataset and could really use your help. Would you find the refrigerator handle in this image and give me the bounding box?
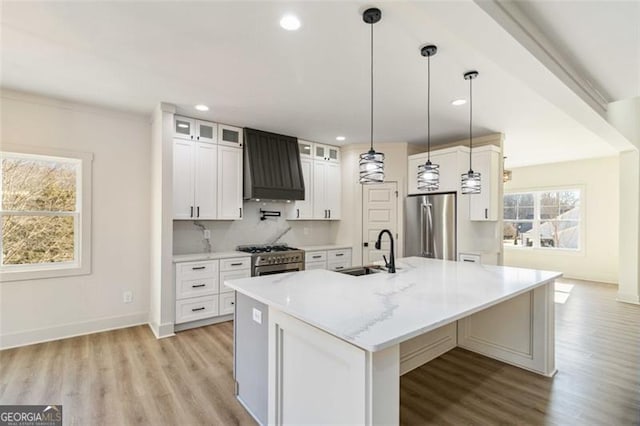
[426,203,435,258]
[420,203,426,256]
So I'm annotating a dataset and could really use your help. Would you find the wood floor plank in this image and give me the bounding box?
[1,278,638,425]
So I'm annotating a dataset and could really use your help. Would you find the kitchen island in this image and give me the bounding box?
[226,257,561,425]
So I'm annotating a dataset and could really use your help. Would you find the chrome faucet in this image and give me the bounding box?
[375,229,396,273]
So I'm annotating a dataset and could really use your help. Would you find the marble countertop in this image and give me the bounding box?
[172,251,252,263]
[297,244,353,252]
[225,257,561,352]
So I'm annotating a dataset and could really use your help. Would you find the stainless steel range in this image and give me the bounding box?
[237,244,305,276]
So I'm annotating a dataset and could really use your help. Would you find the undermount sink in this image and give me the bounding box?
[336,265,383,276]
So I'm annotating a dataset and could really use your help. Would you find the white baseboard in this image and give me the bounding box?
[148,321,176,339]
[0,311,148,350]
[616,292,640,305]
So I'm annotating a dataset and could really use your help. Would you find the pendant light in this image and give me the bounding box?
[461,70,481,194]
[359,8,385,184]
[417,45,439,191]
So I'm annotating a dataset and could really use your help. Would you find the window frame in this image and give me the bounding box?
[0,144,93,282]
[503,186,584,253]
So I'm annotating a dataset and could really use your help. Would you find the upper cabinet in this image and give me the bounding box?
[288,140,341,220]
[407,144,501,222]
[218,124,243,148]
[408,147,465,195]
[174,116,217,143]
[172,139,218,220]
[172,115,243,220]
[469,145,500,221]
[314,144,340,163]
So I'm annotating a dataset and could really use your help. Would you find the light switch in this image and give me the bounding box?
[252,308,262,324]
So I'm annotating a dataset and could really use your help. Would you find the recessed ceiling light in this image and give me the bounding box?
[451,99,467,106]
[194,104,209,111]
[336,136,346,141]
[280,14,301,31]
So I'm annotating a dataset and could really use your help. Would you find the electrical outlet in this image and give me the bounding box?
[203,229,211,239]
[252,308,262,324]
[123,291,133,303]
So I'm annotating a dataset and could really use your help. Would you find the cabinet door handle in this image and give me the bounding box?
[230,262,243,266]
[192,284,206,288]
[335,266,344,270]
[192,266,206,270]
[312,255,322,259]
[197,206,200,218]
[190,206,194,218]
[297,208,300,219]
[192,307,205,312]
[463,259,475,263]
[197,136,200,140]
[230,301,235,305]
[335,253,344,257]
[328,209,331,219]
[239,207,242,218]
[485,208,488,219]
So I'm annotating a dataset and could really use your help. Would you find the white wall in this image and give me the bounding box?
[173,201,338,253]
[0,90,151,348]
[503,156,619,284]
[337,143,410,266]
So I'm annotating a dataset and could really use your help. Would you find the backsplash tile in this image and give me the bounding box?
[173,201,339,254]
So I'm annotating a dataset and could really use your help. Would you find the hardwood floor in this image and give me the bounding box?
[1,279,638,425]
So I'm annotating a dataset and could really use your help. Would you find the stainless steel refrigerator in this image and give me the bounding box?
[405,193,456,260]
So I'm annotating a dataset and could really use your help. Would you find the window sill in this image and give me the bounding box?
[0,263,91,282]
[503,244,583,256]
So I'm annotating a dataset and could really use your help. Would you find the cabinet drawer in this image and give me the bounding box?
[219,292,236,315]
[176,260,218,280]
[328,260,351,272]
[305,260,327,270]
[305,251,326,262]
[327,249,351,261]
[175,295,219,324]
[459,253,481,264]
[220,269,251,293]
[176,277,218,300]
[220,257,251,272]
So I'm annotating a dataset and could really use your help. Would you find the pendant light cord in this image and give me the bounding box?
[370,22,374,152]
[427,54,431,162]
[469,75,473,172]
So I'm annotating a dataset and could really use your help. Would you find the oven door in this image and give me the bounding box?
[254,262,304,277]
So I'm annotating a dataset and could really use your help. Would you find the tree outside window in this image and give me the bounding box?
[1,148,91,281]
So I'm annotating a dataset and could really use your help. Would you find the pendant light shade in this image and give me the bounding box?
[461,70,481,194]
[417,44,439,191]
[359,8,385,184]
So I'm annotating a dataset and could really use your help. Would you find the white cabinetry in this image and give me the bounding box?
[173,139,218,220]
[408,148,464,195]
[218,124,243,148]
[175,256,250,326]
[304,248,352,271]
[313,161,341,220]
[173,115,243,221]
[217,145,243,220]
[289,141,341,221]
[174,116,217,143]
[469,145,500,221]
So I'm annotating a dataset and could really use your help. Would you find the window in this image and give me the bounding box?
[1,146,92,281]
[503,189,581,250]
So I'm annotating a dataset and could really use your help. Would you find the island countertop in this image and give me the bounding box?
[225,257,561,352]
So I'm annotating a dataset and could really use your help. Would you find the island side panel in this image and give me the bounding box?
[457,280,556,376]
[268,307,401,426]
[234,293,269,424]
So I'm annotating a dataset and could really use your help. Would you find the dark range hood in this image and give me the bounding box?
[243,128,305,201]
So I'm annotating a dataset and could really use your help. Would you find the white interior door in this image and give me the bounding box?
[362,182,398,265]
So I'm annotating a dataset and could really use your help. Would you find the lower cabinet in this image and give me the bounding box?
[174,257,250,325]
[304,248,352,271]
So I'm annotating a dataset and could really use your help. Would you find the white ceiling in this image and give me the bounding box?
[1,1,631,168]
